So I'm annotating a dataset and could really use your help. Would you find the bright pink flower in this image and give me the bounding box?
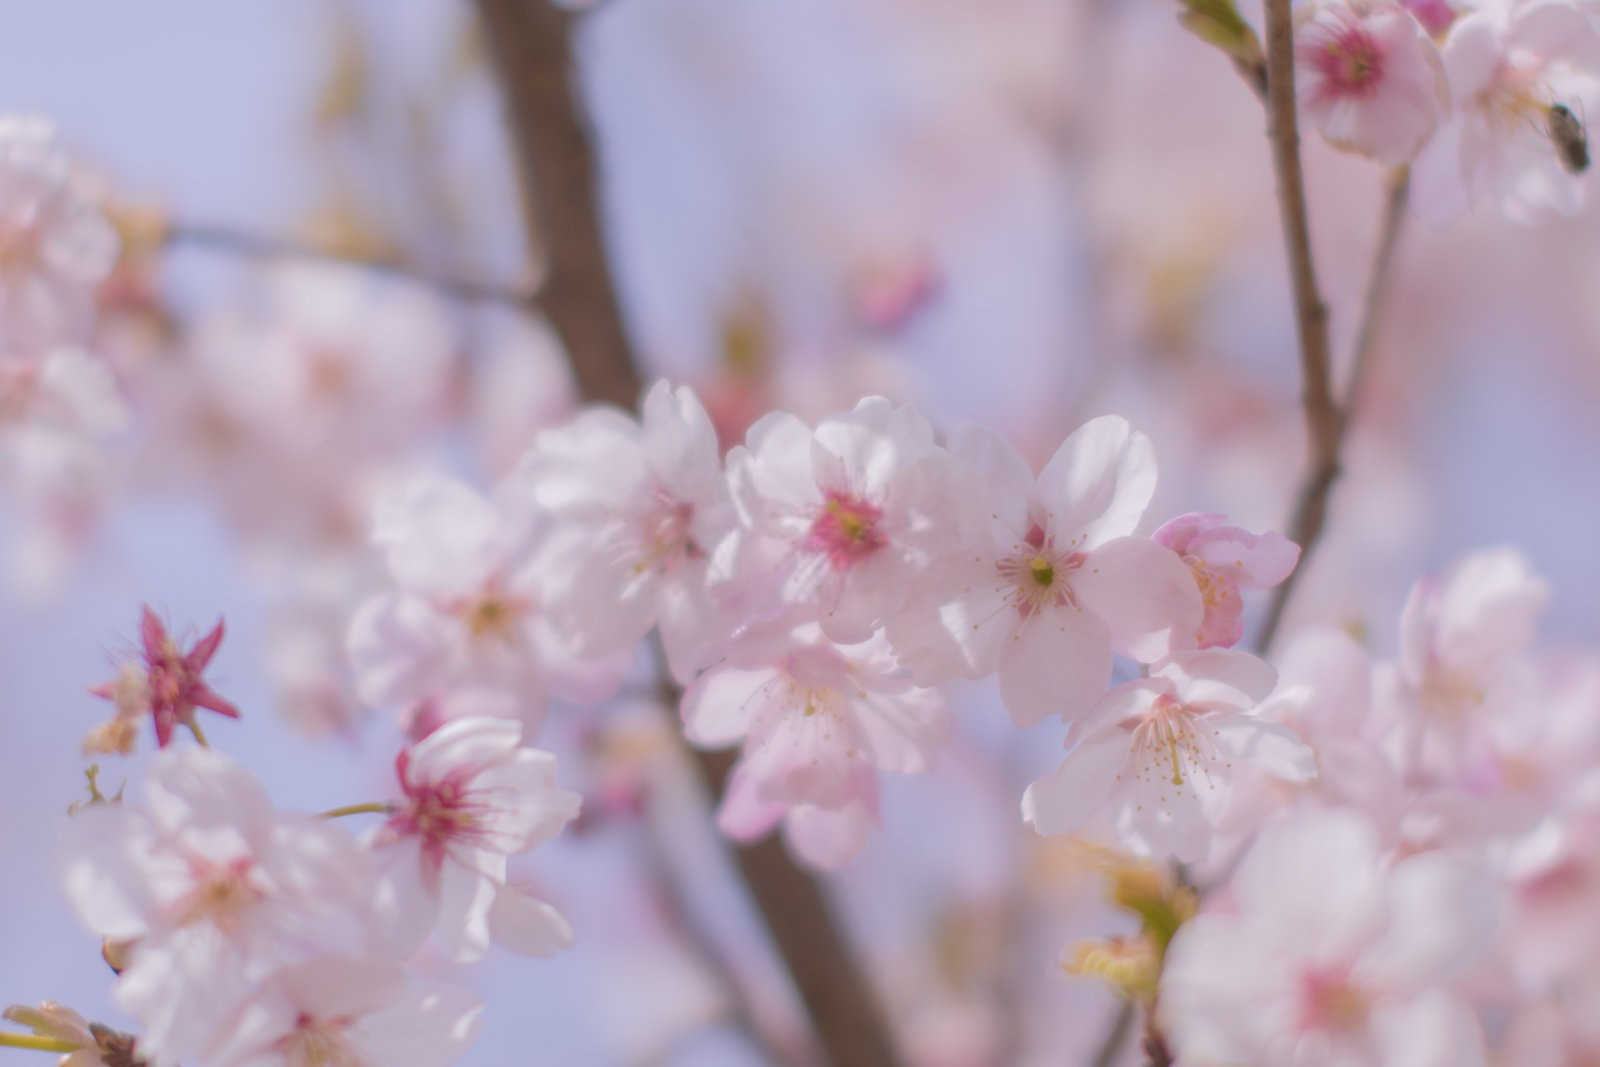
[1022,650,1314,862]
[1295,0,1449,165]
[1154,512,1300,648]
[510,381,738,682]
[369,717,581,962]
[1162,809,1498,1067]
[680,624,946,868]
[721,396,953,643]
[886,417,1202,726]
[90,606,240,749]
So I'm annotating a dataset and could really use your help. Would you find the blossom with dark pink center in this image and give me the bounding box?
[1295,0,1448,165]
[89,605,239,749]
[369,717,581,962]
[1154,512,1300,649]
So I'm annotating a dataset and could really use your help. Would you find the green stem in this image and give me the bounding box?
[318,802,392,819]
[0,1032,80,1053]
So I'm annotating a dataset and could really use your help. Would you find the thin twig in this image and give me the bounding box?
[472,3,904,1064]
[1255,165,1411,654]
[165,221,542,307]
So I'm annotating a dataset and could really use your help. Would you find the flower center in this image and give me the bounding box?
[806,491,887,570]
[1126,694,1219,791]
[996,526,1084,618]
[457,590,527,641]
[1297,968,1370,1034]
[636,491,698,575]
[1304,21,1385,98]
[176,858,262,931]
[278,1014,362,1067]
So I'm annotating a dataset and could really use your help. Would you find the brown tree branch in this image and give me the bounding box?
[163,220,541,306]
[473,2,903,1064]
[1255,165,1411,654]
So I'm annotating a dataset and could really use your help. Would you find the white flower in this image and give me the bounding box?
[369,717,581,962]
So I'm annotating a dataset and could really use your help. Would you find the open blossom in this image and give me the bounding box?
[58,747,380,1064]
[198,959,482,1067]
[681,624,946,867]
[1413,0,1600,219]
[720,396,952,643]
[0,117,119,351]
[346,472,628,726]
[1380,547,1548,766]
[511,380,737,682]
[1154,512,1300,648]
[886,417,1202,726]
[88,606,239,750]
[1296,0,1449,164]
[368,716,581,962]
[1162,809,1498,1067]
[1022,650,1315,861]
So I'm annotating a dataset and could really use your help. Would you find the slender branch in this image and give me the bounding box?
[472,3,903,1064]
[1255,165,1411,654]
[164,221,541,307]
[1090,1000,1136,1067]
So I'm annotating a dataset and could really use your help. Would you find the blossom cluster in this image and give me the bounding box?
[1292,0,1600,217]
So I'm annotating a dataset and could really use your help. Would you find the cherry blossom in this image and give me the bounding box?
[886,417,1202,726]
[88,606,239,750]
[1413,0,1600,219]
[1162,809,1499,1067]
[680,624,946,867]
[0,117,119,351]
[1022,650,1315,861]
[345,472,628,725]
[511,380,738,682]
[198,959,482,1067]
[367,716,581,962]
[58,747,380,1064]
[720,396,953,643]
[2,1002,134,1067]
[1295,0,1450,165]
[1153,511,1300,649]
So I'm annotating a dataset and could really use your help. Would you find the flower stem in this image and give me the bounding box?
[0,1032,80,1053]
[318,802,392,819]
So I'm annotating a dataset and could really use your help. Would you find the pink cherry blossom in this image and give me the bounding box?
[1413,0,1600,220]
[1153,511,1300,648]
[886,417,1202,726]
[58,747,380,1065]
[198,959,482,1067]
[720,396,953,643]
[1162,809,1498,1067]
[1296,0,1450,165]
[510,380,738,682]
[1022,650,1315,861]
[368,716,581,962]
[0,117,119,352]
[345,472,629,725]
[89,606,239,749]
[680,624,946,867]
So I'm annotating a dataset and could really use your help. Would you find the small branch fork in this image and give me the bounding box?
[472,2,903,1065]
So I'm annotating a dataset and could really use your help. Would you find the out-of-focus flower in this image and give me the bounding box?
[1023,650,1314,861]
[346,472,629,726]
[88,606,239,750]
[720,396,953,643]
[511,381,737,682]
[200,959,482,1067]
[2,1002,135,1067]
[887,417,1202,726]
[1295,0,1449,165]
[681,624,946,867]
[369,716,580,962]
[58,748,380,1065]
[1413,0,1600,219]
[1162,809,1498,1067]
[1154,511,1299,648]
[0,117,119,351]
